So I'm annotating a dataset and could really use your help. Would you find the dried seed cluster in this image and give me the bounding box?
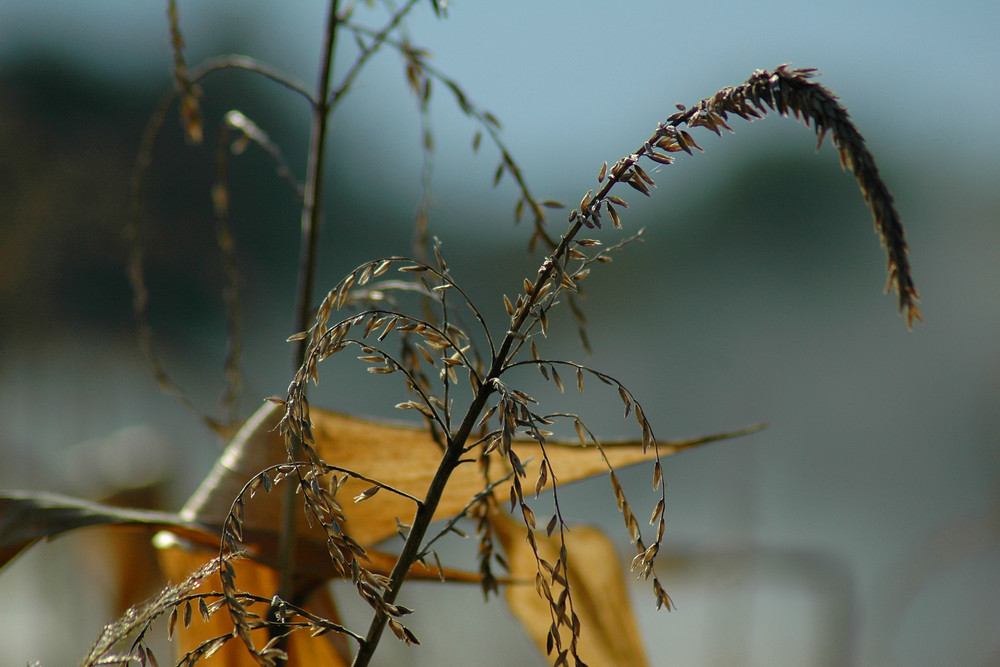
[274,224,668,666]
[563,65,919,327]
[678,66,920,326]
[208,455,428,664]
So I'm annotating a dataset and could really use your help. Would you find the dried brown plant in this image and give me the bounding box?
[0,1,919,666]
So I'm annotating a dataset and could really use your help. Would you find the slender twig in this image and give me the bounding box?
[330,0,423,108]
[343,22,559,250]
[352,377,494,666]
[417,469,516,558]
[276,0,340,621]
[188,54,316,104]
[126,56,313,435]
[335,334,452,433]
[212,121,244,425]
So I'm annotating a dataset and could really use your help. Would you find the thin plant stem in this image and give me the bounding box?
[331,0,422,108]
[277,0,341,609]
[352,384,492,666]
[189,54,315,104]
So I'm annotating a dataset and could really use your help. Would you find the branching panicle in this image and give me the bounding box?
[572,65,920,327]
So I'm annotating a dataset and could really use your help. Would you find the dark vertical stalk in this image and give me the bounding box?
[351,385,493,667]
[277,0,340,611]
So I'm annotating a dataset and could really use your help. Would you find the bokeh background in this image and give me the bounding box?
[1,1,998,665]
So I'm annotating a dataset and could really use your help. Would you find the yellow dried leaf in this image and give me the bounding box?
[490,509,649,667]
[157,540,351,666]
[179,403,752,555]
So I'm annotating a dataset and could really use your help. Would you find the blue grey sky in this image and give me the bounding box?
[2,1,997,170]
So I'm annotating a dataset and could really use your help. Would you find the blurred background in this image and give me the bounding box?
[1,1,998,665]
